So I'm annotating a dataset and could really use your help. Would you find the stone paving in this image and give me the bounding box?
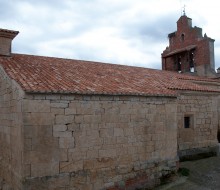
[156,156,220,190]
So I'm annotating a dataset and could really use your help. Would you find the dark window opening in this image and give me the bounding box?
[189,52,195,72]
[181,33,185,42]
[184,116,190,128]
[217,131,220,143]
[178,56,181,73]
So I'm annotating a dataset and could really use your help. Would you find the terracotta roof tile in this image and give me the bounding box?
[0,53,219,96]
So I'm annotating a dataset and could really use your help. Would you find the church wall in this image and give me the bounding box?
[21,94,178,190]
[177,93,219,160]
[218,98,220,138]
[0,67,24,190]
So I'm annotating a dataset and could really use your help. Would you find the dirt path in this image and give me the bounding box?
[156,156,220,190]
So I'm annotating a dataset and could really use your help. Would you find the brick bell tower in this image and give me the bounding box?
[161,13,216,77]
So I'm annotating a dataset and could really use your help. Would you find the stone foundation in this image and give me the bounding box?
[22,159,177,190]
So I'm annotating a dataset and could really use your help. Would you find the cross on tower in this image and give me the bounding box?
[183,4,186,16]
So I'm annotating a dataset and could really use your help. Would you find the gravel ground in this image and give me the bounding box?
[155,156,220,190]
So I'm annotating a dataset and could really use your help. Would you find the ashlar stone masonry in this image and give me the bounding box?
[0,66,24,189]
[177,92,219,159]
[21,93,178,190]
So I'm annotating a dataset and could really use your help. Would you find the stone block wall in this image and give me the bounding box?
[22,94,178,190]
[177,93,219,158]
[0,37,12,56]
[0,67,24,189]
[217,97,220,143]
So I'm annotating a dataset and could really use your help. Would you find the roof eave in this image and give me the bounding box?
[24,90,178,98]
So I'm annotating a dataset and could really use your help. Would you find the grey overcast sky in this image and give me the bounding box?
[1,0,220,70]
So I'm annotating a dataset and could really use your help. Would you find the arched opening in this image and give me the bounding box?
[181,33,185,42]
[189,51,195,72]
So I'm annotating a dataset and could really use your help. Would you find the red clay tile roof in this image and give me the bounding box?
[0,53,219,96]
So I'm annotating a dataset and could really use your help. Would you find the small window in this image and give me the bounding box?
[184,116,190,128]
[217,131,220,143]
[181,33,185,42]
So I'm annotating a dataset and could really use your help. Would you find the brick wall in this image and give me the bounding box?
[177,93,219,158]
[21,94,178,190]
[0,66,24,189]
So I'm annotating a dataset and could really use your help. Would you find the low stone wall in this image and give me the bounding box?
[21,94,178,190]
[177,93,219,159]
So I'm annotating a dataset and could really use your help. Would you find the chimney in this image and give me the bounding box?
[0,28,19,56]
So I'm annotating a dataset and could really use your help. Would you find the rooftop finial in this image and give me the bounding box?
[182,4,186,16]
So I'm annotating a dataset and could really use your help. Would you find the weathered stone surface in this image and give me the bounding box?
[2,85,206,190]
[53,130,72,138]
[31,137,59,151]
[99,149,117,158]
[51,108,64,115]
[24,125,52,138]
[60,161,83,173]
[177,94,218,155]
[55,115,74,124]
[0,67,24,189]
[23,173,70,190]
[65,108,76,115]
[23,99,50,113]
[114,128,124,137]
[59,137,75,148]
[31,162,59,177]
[68,148,87,162]
[51,101,69,108]
[53,124,67,132]
[23,113,54,125]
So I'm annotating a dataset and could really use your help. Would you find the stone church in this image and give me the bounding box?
[0,14,220,190]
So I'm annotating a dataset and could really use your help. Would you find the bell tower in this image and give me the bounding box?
[161,14,216,77]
